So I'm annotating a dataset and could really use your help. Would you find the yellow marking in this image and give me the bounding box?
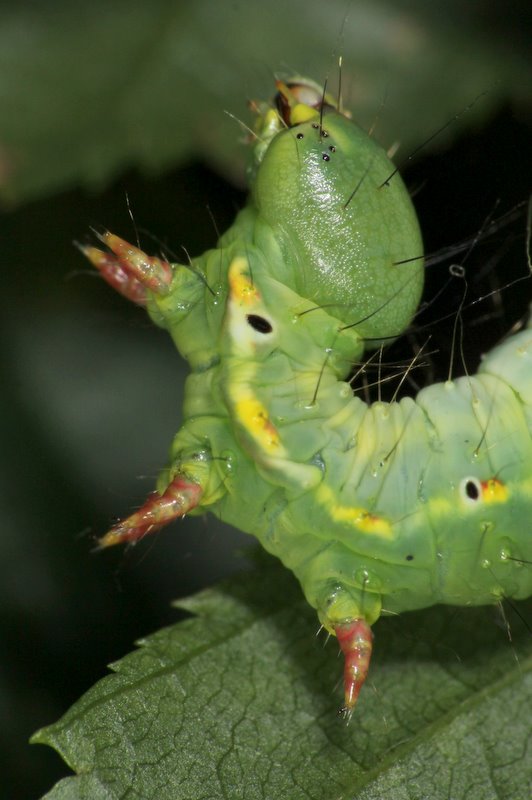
[235,397,282,454]
[228,257,260,305]
[317,485,393,540]
[481,478,508,503]
[225,257,286,458]
[291,103,319,124]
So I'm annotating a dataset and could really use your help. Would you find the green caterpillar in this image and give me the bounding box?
[82,78,532,716]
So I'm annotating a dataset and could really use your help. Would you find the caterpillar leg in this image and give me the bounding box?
[334,620,373,719]
[79,232,173,305]
[316,581,379,716]
[96,475,203,549]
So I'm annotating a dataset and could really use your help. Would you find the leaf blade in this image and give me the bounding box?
[33,559,532,800]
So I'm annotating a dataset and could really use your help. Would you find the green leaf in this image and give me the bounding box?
[1,0,530,205]
[33,557,532,800]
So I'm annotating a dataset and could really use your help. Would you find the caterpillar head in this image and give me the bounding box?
[250,76,344,169]
[248,77,425,345]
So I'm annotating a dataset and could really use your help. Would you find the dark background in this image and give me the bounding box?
[1,2,531,797]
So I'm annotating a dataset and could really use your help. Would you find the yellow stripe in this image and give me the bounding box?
[317,485,393,539]
[234,397,282,454]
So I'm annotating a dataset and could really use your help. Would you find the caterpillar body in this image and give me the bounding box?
[82,78,532,716]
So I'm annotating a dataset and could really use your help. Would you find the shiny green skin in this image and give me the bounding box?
[252,110,424,343]
[144,103,532,635]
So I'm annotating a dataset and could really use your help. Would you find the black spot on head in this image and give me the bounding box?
[246,314,273,334]
[296,132,304,139]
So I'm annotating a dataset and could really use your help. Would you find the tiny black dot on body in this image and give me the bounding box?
[405,554,414,561]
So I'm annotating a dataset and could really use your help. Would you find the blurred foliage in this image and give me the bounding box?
[0,0,531,204]
[0,1,531,799]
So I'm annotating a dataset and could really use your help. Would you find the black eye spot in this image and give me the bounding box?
[296,132,304,139]
[459,476,483,506]
[246,314,273,334]
[465,480,480,500]
[322,153,330,161]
